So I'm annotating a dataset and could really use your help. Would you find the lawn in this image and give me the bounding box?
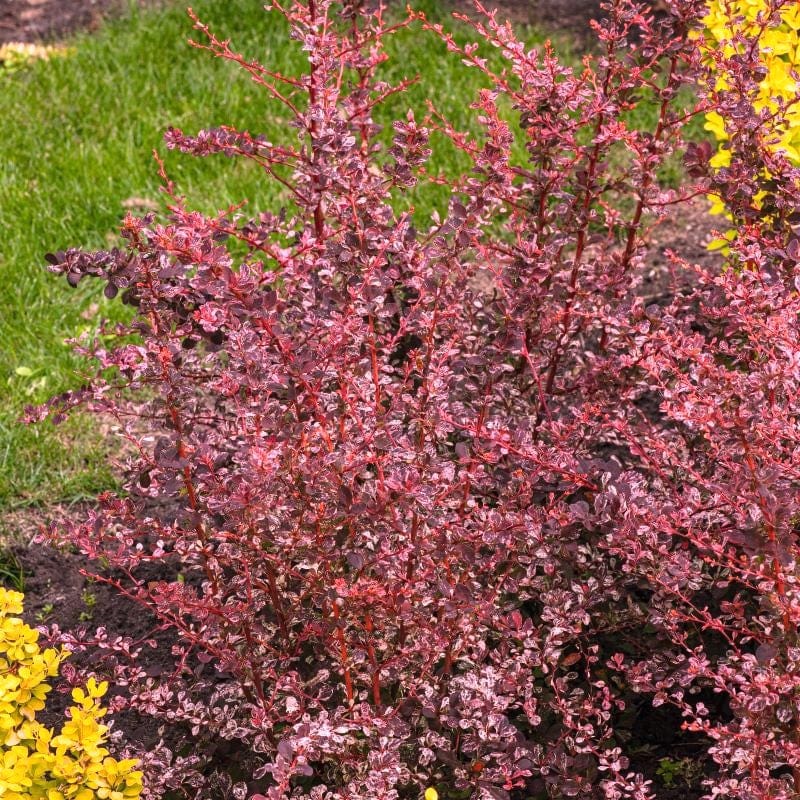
[0,0,695,516]
[0,0,545,513]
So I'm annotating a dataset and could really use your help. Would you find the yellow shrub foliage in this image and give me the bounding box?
[701,0,800,170]
[699,1,800,247]
[0,588,142,800]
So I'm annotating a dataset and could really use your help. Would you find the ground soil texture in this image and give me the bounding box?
[17,537,174,751]
[0,0,164,44]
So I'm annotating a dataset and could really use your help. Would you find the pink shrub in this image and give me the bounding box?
[34,0,800,798]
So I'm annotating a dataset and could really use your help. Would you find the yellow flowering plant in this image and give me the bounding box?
[699,0,800,247]
[0,588,142,800]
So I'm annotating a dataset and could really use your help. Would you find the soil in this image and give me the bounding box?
[0,0,166,44]
[3,0,689,47]
[13,521,174,753]
[641,196,723,301]
[476,0,606,38]
[12,513,715,800]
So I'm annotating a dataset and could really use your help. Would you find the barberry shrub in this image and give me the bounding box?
[0,588,142,800]
[33,0,800,798]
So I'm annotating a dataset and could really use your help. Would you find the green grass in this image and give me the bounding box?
[0,0,550,510]
[0,0,700,512]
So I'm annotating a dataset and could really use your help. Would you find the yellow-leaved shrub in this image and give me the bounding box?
[0,588,142,800]
[698,0,800,248]
[702,2,800,168]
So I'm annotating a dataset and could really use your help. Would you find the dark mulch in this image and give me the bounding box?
[15,528,174,751]
[0,0,166,44]
[3,0,693,52]
[14,508,717,799]
[641,196,723,301]
[476,0,605,35]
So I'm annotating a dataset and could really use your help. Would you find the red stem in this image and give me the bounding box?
[332,602,354,705]
[364,613,382,706]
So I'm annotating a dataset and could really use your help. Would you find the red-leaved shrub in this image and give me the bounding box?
[32,0,800,798]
